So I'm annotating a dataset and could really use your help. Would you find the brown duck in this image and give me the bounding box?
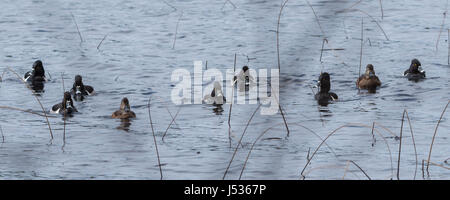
[356,64,381,92]
[112,97,136,119]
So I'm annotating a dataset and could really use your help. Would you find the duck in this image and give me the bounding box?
[404,58,425,81]
[70,75,94,101]
[356,64,381,92]
[112,97,136,119]
[203,81,226,105]
[233,66,255,91]
[24,60,47,82]
[315,72,338,106]
[51,92,78,115]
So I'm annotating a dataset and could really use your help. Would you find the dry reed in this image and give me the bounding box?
[7,67,53,140]
[426,100,450,173]
[223,104,261,180]
[147,97,163,180]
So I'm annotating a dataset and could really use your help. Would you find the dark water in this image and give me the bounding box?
[0,0,449,179]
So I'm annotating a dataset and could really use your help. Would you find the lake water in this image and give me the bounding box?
[0,0,449,180]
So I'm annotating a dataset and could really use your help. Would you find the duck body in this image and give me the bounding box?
[112,98,136,119]
[24,60,47,92]
[233,66,255,91]
[404,59,425,81]
[315,72,338,106]
[203,81,226,105]
[356,64,381,92]
[70,75,94,101]
[51,92,78,115]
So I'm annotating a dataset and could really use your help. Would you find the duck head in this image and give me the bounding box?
[63,91,73,109]
[410,58,422,73]
[32,60,45,78]
[365,64,376,78]
[318,72,331,93]
[120,97,131,112]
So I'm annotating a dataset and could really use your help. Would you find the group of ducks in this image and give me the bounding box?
[23,60,136,119]
[204,58,426,107]
[314,58,425,106]
[22,58,425,119]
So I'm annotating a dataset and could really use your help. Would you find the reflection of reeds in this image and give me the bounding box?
[147,97,163,180]
[7,67,53,140]
[223,104,261,180]
[426,100,450,173]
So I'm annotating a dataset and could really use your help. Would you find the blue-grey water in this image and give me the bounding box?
[0,0,449,180]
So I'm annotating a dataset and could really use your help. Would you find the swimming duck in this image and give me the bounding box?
[356,64,381,92]
[315,72,338,106]
[112,97,136,119]
[70,75,94,101]
[404,59,425,81]
[24,60,47,82]
[233,66,255,91]
[51,92,78,115]
[203,81,226,105]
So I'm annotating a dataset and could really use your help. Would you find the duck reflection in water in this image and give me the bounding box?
[116,118,132,132]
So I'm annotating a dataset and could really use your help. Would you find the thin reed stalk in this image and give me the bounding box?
[0,125,4,143]
[319,38,328,63]
[305,0,325,36]
[162,106,181,141]
[71,13,83,43]
[349,160,371,180]
[379,0,384,20]
[239,122,339,180]
[0,106,56,118]
[97,34,108,50]
[228,53,237,148]
[277,0,289,72]
[359,17,364,79]
[436,0,448,52]
[404,110,418,180]
[397,110,406,180]
[7,67,53,140]
[223,104,261,180]
[428,161,450,170]
[342,9,389,41]
[299,123,393,179]
[147,97,163,180]
[426,100,450,172]
[172,11,183,49]
[342,160,351,179]
[61,73,66,146]
[371,122,376,146]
